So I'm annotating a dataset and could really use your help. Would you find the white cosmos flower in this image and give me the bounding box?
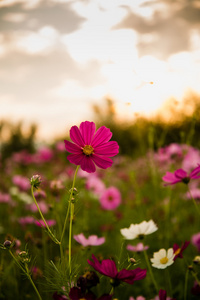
[150,248,175,269]
[120,220,158,240]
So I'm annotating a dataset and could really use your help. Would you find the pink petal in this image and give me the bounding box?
[74,233,88,246]
[88,235,105,246]
[80,156,96,173]
[70,125,85,147]
[67,153,84,165]
[92,154,113,169]
[190,165,200,178]
[64,140,82,154]
[162,172,181,185]
[92,126,112,147]
[174,169,187,179]
[94,141,119,157]
[79,121,96,145]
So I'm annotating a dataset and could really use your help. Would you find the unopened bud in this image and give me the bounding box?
[18,251,30,263]
[3,240,12,249]
[193,256,200,265]
[69,187,78,197]
[129,257,137,264]
[30,175,42,189]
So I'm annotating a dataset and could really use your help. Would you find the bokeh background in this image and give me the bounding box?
[0,0,200,146]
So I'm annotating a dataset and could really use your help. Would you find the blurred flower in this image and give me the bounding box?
[120,220,158,240]
[191,232,200,252]
[129,296,146,300]
[50,180,64,196]
[37,146,53,162]
[162,165,200,185]
[12,175,30,191]
[150,248,175,269]
[68,287,112,300]
[26,201,49,214]
[182,147,200,173]
[87,254,146,286]
[35,219,56,227]
[56,141,66,152]
[99,186,121,210]
[86,175,106,197]
[77,271,99,292]
[73,233,105,247]
[173,241,190,260]
[184,188,200,201]
[127,243,149,253]
[153,288,176,300]
[18,216,35,226]
[191,281,200,296]
[64,121,119,173]
[0,193,11,204]
[33,189,46,200]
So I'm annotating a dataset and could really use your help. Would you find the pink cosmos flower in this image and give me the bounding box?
[162,165,200,185]
[64,121,119,173]
[0,193,11,204]
[67,287,112,300]
[87,254,146,286]
[173,241,190,260]
[74,233,105,247]
[99,186,121,210]
[18,216,36,226]
[86,175,106,197]
[127,243,149,253]
[191,232,200,252]
[129,297,146,300]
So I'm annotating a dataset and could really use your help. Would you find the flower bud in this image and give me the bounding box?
[18,251,30,263]
[69,187,78,197]
[129,257,137,265]
[30,175,42,189]
[3,240,12,249]
[193,256,200,265]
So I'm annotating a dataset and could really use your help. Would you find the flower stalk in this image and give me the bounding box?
[31,185,60,245]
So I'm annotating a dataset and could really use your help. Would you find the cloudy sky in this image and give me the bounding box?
[1,0,200,141]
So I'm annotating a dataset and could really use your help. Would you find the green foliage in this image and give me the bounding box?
[0,120,37,161]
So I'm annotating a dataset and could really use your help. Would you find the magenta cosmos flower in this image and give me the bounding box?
[64,121,119,173]
[173,241,190,260]
[73,233,105,247]
[162,165,200,185]
[87,254,146,286]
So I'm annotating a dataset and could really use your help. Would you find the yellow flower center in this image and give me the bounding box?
[174,248,181,256]
[160,256,169,264]
[82,145,94,156]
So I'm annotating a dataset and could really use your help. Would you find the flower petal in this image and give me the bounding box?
[92,126,112,147]
[88,254,118,278]
[92,154,113,169]
[81,156,96,173]
[70,125,85,147]
[117,268,146,284]
[64,140,82,154]
[67,153,84,166]
[79,121,96,145]
[174,169,187,179]
[94,141,119,157]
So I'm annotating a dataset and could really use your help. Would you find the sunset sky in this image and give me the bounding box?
[1,0,200,141]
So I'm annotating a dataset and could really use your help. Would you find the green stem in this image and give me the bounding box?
[60,166,79,278]
[184,269,189,300]
[143,249,159,294]
[187,187,200,216]
[165,267,173,297]
[25,264,43,300]
[9,250,42,300]
[109,286,114,295]
[31,186,60,245]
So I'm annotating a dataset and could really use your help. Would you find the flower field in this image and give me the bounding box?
[1,121,200,300]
